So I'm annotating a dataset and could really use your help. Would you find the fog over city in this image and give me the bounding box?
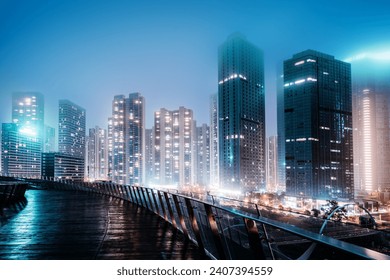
[1,0,390,136]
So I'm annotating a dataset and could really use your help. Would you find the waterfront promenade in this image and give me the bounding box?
[0,189,208,260]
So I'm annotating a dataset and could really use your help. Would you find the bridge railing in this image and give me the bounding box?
[10,176,390,260]
[0,182,28,206]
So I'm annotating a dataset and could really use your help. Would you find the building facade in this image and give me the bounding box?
[58,100,86,159]
[276,71,286,192]
[1,92,45,177]
[144,128,154,185]
[209,93,219,188]
[350,56,390,200]
[87,126,109,181]
[218,33,266,193]
[196,124,210,187]
[1,123,41,177]
[152,107,195,188]
[284,50,353,200]
[267,135,278,193]
[41,152,84,181]
[44,125,56,152]
[58,99,86,180]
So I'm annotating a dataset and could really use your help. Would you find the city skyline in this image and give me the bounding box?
[1,0,390,136]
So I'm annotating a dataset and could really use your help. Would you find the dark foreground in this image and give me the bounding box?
[0,189,208,260]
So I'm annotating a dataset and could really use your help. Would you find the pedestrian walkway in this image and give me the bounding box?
[0,189,208,260]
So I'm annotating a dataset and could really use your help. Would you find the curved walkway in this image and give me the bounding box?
[0,189,208,260]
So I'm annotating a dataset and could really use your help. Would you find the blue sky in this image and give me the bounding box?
[1,0,390,136]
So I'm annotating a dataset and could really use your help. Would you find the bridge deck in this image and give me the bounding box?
[0,189,208,260]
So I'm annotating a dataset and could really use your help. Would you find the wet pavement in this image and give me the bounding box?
[0,189,208,260]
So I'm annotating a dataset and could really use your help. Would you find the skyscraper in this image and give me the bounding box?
[58,100,86,159]
[218,33,266,193]
[276,70,286,192]
[153,107,195,188]
[196,124,210,187]
[1,92,45,177]
[44,125,56,152]
[12,92,44,141]
[2,123,41,177]
[144,128,154,185]
[126,93,145,186]
[284,50,353,200]
[349,55,390,199]
[57,99,86,181]
[267,136,278,193]
[108,93,145,185]
[209,93,219,187]
[87,126,109,181]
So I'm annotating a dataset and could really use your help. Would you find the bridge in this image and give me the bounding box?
[1,176,389,260]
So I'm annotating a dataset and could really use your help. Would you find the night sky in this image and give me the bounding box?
[1,0,390,137]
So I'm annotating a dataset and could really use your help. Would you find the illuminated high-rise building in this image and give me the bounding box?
[1,92,45,177]
[2,123,41,177]
[196,124,210,187]
[144,128,154,185]
[276,70,286,192]
[153,107,195,188]
[218,33,266,193]
[87,126,108,181]
[44,125,56,152]
[284,50,353,200]
[58,100,86,159]
[108,93,145,185]
[58,100,86,181]
[209,93,219,187]
[126,93,145,186]
[12,92,44,141]
[349,54,390,199]
[267,136,278,193]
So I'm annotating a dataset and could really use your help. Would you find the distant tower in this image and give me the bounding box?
[276,70,286,192]
[267,136,278,193]
[209,93,219,187]
[284,50,353,200]
[87,126,108,181]
[144,128,154,185]
[349,55,390,199]
[218,33,266,193]
[196,123,210,187]
[44,125,56,152]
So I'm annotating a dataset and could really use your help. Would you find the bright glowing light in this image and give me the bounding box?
[294,79,305,84]
[19,126,37,137]
[345,51,390,62]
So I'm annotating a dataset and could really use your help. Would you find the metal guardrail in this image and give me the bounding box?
[6,176,390,260]
[0,182,28,205]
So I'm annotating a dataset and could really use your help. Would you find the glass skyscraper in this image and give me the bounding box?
[1,92,44,177]
[2,123,41,177]
[218,33,266,193]
[284,50,353,200]
[58,99,86,159]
